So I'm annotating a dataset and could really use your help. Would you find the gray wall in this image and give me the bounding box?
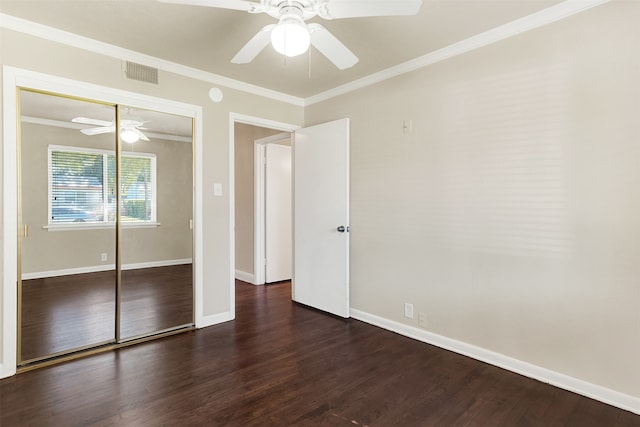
[306,1,640,399]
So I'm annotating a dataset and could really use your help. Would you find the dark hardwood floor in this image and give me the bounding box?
[20,264,193,361]
[2,280,639,426]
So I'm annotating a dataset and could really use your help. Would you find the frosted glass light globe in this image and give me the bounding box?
[121,128,140,144]
[271,17,310,57]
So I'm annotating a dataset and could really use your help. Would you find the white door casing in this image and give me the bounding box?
[293,118,350,318]
[265,143,292,283]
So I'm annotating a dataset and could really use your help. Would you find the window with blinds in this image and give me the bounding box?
[48,145,156,225]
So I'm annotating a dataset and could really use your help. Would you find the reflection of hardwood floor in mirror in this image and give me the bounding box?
[20,264,193,362]
[121,264,193,339]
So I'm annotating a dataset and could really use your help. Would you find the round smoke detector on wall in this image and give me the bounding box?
[209,88,224,103]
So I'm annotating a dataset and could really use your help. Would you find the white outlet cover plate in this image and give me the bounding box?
[404,303,414,319]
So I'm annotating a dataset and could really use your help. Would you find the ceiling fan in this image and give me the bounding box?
[159,0,423,69]
[72,115,149,143]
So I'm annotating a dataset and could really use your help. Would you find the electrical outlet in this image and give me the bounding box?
[404,302,414,319]
[419,312,427,328]
[101,253,107,262]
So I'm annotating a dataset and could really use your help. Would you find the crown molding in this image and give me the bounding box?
[304,0,610,106]
[0,13,305,107]
[21,116,193,143]
[21,116,85,130]
[1,0,609,108]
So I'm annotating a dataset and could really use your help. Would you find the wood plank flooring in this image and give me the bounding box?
[20,264,193,361]
[2,280,639,426]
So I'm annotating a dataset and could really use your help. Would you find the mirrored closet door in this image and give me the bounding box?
[119,106,194,341]
[19,91,117,363]
[18,90,194,366]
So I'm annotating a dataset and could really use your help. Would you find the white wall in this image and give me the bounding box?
[306,0,640,403]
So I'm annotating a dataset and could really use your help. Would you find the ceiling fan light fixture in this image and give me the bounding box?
[121,128,140,144]
[270,15,310,58]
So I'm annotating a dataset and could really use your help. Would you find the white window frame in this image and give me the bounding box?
[46,144,158,231]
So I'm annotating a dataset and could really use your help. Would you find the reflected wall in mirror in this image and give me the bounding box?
[19,90,117,362]
[118,106,194,339]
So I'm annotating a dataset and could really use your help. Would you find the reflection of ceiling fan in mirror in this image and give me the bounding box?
[71,115,150,143]
[159,0,423,70]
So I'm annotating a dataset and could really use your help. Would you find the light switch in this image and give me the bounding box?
[402,119,413,134]
[213,183,223,196]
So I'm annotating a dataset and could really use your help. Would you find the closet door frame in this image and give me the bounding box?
[2,67,204,377]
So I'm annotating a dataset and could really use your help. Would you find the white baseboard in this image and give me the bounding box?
[235,269,256,284]
[0,362,16,379]
[197,311,234,329]
[350,308,640,416]
[123,258,192,271]
[21,258,192,280]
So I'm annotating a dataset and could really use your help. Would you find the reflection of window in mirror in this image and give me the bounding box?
[48,145,156,225]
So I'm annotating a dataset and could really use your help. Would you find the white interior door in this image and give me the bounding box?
[293,118,349,318]
[265,143,292,283]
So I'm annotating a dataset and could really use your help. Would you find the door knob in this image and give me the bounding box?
[337,225,349,233]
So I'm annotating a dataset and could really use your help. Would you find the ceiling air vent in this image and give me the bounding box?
[123,61,158,85]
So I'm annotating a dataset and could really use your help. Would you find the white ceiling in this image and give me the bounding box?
[0,0,565,98]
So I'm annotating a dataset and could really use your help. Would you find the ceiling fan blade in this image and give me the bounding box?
[134,128,150,141]
[80,126,115,136]
[121,119,145,128]
[157,0,260,12]
[308,24,358,70]
[72,117,113,127]
[231,24,276,64]
[319,0,422,19]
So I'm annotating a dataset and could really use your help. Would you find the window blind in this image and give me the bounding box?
[48,146,155,224]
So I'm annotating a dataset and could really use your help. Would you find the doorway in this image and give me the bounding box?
[264,141,292,283]
[255,134,293,285]
[230,115,350,319]
[232,118,297,286]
